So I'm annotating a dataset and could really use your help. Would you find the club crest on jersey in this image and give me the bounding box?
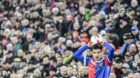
[99,62,103,67]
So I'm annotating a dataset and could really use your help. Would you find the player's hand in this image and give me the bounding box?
[97,35,106,43]
[87,41,94,47]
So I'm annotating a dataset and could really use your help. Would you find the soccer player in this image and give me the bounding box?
[74,40,115,78]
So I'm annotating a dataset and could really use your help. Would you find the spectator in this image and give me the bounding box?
[121,63,131,78]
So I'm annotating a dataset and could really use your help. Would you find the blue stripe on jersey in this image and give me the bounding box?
[94,58,111,78]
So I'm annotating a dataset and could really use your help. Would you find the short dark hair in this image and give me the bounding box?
[90,44,102,50]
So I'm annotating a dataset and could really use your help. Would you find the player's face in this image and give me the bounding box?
[92,49,103,61]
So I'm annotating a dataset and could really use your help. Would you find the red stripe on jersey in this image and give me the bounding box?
[105,57,112,66]
[88,59,96,78]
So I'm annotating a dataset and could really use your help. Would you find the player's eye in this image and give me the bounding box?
[93,52,96,54]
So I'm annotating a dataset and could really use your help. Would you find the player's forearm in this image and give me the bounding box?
[73,45,88,58]
[103,42,114,51]
[103,42,115,62]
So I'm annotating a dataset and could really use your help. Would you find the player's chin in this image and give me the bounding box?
[95,57,100,61]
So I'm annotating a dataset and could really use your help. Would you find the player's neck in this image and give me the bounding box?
[93,57,103,62]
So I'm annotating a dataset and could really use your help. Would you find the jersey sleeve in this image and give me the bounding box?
[73,45,91,66]
[103,42,115,66]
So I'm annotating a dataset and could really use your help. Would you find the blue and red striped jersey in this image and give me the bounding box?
[74,42,115,78]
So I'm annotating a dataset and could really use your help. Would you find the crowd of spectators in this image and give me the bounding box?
[0,0,140,78]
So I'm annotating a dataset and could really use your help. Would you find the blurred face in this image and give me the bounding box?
[6,53,12,58]
[129,44,137,55]
[73,68,78,76]
[21,7,26,13]
[78,66,85,76]
[66,15,72,22]
[38,51,45,58]
[134,54,140,63]
[57,57,63,65]
[125,38,133,44]
[53,10,59,16]
[131,0,138,8]
[124,54,132,62]
[42,10,51,17]
[77,62,82,67]
[92,49,103,61]
[106,22,113,28]
[89,27,98,35]
[67,67,73,76]
[26,35,32,42]
[74,23,80,31]
[116,62,123,69]
[55,53,61,59]
[43,57,50,64]
[25,13,30,18]
[79,7,85,15]
[70,3,74,7]
[133,20,139,26]
[7,43,13,51]
[60,66,67,76]
[48,50,55,58]
[47,33,53,40]
[128,73,133,78]
[132,29,139,35]
[72,32,79,39]
[17,50,24,57]
[98,13,105,20]
[120,20,127,28]
[122,67,129,74]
